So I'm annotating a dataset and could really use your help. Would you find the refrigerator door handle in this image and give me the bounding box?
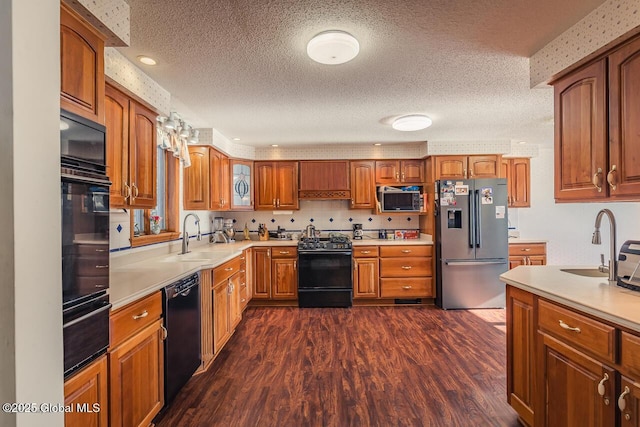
[445,261,507,266]
[468,188,475,248]
[475,189,482,248]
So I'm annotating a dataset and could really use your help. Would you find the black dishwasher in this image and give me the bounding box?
[163,273,201,404]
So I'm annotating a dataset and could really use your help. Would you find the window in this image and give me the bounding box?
[131,146,180,246]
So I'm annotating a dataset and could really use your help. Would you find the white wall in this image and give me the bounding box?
[0,0,64,426]
[513,147,640,265]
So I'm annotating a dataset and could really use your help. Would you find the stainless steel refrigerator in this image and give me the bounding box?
[435,178,508,309]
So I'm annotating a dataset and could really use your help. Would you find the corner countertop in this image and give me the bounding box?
[500,266,640,333]
[109,236,433,310]
[508,238,548,244]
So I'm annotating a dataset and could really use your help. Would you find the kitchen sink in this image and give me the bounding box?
[161,252,218,263]
[560,268,609,278]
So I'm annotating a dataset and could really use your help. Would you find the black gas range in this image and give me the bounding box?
[297,235,353,308]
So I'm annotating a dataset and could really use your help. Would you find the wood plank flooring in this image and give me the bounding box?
[155,306,520,427]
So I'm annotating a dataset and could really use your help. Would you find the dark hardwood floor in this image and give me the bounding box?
[156,306,520,427]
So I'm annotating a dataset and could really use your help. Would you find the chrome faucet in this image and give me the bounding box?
[181,213,201,254]
[592,208,617,282]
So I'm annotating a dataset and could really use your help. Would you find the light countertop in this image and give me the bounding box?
[109,236,433,310]
[508,238,548,244]
[500,266,640,332]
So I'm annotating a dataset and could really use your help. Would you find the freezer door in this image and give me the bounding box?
[437,180,475,260]
[438,260,507,309]
[472,178,509,260]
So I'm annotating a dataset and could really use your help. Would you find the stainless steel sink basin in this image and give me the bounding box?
[560,268,609,278]
[161,252,218,262]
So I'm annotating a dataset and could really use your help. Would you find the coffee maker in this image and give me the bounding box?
[223,218,236,242]
[353,223,363,240]
[211,216,228,243]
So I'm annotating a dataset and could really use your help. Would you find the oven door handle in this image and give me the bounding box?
[61,173,112,186]
[63,302,111,329]
[299,251,353,256]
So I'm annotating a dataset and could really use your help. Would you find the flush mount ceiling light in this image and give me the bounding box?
[392,114,433,131]
[137,55,157,65]
[307,30,360,65]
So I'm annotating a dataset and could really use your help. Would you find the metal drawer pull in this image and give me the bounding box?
[279,251,290,254]
[95,248,108,252]
[224,267,234,271]
[401,266,412,270]
[618,386,630,412]
[593,167,603,192]
[360,250,371,254]
[401,250,412,253]
[133,310,148,320]
[401,285,413,290]
[597,373,610,405]
[558,320,581,333]
[521,248,531,252]
[95,265,109,269]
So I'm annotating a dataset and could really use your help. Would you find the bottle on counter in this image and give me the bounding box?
[243,223,250,240]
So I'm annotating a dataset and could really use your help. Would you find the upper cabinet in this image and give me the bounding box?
[429,155,501,180]
[230,160,254,210]
[501,158,530,208]
[350,161,375,209]
[60,4,105,124]
[553,34,640,201]
[299,161,350,200]
[255,161,299,210]
[375,160,424,184]
[105,84,157,209]
[209,149,230,211]
[182,146,232,211]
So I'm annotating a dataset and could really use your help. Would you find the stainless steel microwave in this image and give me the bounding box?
[378,188,421,212]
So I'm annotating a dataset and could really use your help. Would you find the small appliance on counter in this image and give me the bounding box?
[353,223,363,240]
[211,216,228,243]
[305,224,317,239]
[223,218,235,242]
[258,223,269,241]
[617,240,640,291]
[269,226,289,240]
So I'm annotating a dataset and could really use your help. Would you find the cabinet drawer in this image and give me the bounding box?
[508,243,546,256]
[621,332,640,378]
[380,278,432,298]
[380,245,432,257]
[213,256,242,285]
[380,257,432,277]
[75,255,110,276]
[271,246,298,258]
[353,246,379,258]
[110,291,162,347]
[538,299,615,363]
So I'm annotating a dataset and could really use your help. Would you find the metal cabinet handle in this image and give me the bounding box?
[161,325,168,340]
[277,198,280,207]
[401,249,412,254]
[607,165,617,190]
[521,248,531,252]
[597,373,610,405]
[279,251,290,254]
[131,183,139,201]
[463,168,467,177]
[593,167,603,192]
[559,320,581,333]
[133,310,148,320]
[351,199,354,206]
[124,182,131,202]
[224,267,234,271]
[241,298,246,303]
[395,172,399,180]
[401,172,405,180]
[401,285,412,290]
[618,386,631,412]
[401,265,412,270]
[95,265,109,269]
[94,248,108,253]
[267,249,271,257]
[273,199,276,207]
[469,168,474,177]
[360,250,371,254]
[294,261,297,269]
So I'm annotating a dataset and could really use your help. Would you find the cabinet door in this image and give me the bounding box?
[434,156,467,180]
[229,273,242,330]
[620,377,640,427]
[554,59,608,201]
[199,269,214,371]
[506,286,535,426]
[184,146,210,210]
[64,355,109,427]
[272,258,298,299]
[109,320,164,427]
[353,258,379,298]
[401,160,424,183]
[528,256,546,266]
[350,161,375,209]
[209,149,229,211]
[539,333,615,427]
[213,282,230,353]
[128,101,157,208]
[375,160,400,184]
[509,257,525,269]
[468,155,500,178]
[105,85,130,208]
[608,36,640,199]
[60,4,105,124]
[511,158,530,207]
[299,161,350,198]
[275,162,299,209]
[252,247,271,298]
[230,160,254,210]
[501,158,513,206]
[255,162,276,210]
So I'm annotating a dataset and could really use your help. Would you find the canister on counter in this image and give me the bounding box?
[378,229,386,239]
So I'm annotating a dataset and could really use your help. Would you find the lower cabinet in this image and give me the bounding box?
[64,355,109,427]
[379,245,433,298]
[109,292,164,427]
[199,269,214,372]
[353,246,379,298]
[509,242,547,269]
[251,246,298,301]
[212,256,242,354]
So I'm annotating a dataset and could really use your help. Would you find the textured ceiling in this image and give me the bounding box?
[120,0,605,147]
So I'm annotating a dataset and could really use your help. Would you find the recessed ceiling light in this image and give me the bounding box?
[392,114,432,131]
[271,144,279,147]
[518,141,527,145]
[233,137,241,141]
[307,30,359,65]
[373,143,382,146]
[137,55,157,66]
[60,120,69,131]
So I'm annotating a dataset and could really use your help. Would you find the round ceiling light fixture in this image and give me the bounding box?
[392,114,433,131]
[307,30,360,65]
[137,55,157,65]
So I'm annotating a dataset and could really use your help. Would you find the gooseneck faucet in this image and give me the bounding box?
[181,213,201,254]
[592,208,617,282]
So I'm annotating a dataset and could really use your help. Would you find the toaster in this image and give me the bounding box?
[617,240,640,291]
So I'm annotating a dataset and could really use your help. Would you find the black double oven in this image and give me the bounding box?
[60,109,111,378]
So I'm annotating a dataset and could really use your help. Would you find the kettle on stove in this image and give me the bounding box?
[305,224,316,239]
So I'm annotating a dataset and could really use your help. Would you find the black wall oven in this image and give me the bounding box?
[60,109,111,378]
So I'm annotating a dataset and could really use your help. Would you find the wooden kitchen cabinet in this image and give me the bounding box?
[109,292,164,427]
[251,246,297,300]
[379,245,433,298]
[350,161,376,209]
[299,161,350,199]
[375,160,424,184]
[60,4,105,124]
[255,161,299,210]
[64,355,109,427]
[210,148,230,211]
[501,158,530,207]
[212,256,242,354]
[199,269,214,372]
[429,155,501,180]
[239,249,252,310]
[105,84,157,209]
[353,246,379,298]
[252,247,272,299]
[183,146,210,210]
[508,242,546,269]
[230,160,254,210]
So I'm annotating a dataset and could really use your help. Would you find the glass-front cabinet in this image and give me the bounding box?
[230,160,254,210]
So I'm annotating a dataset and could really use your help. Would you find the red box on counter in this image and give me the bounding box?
[403,230,419,239]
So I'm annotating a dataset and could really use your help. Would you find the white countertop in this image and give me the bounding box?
[109,236,433,310]
[500,266,640,333]
[508,238,548,244]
